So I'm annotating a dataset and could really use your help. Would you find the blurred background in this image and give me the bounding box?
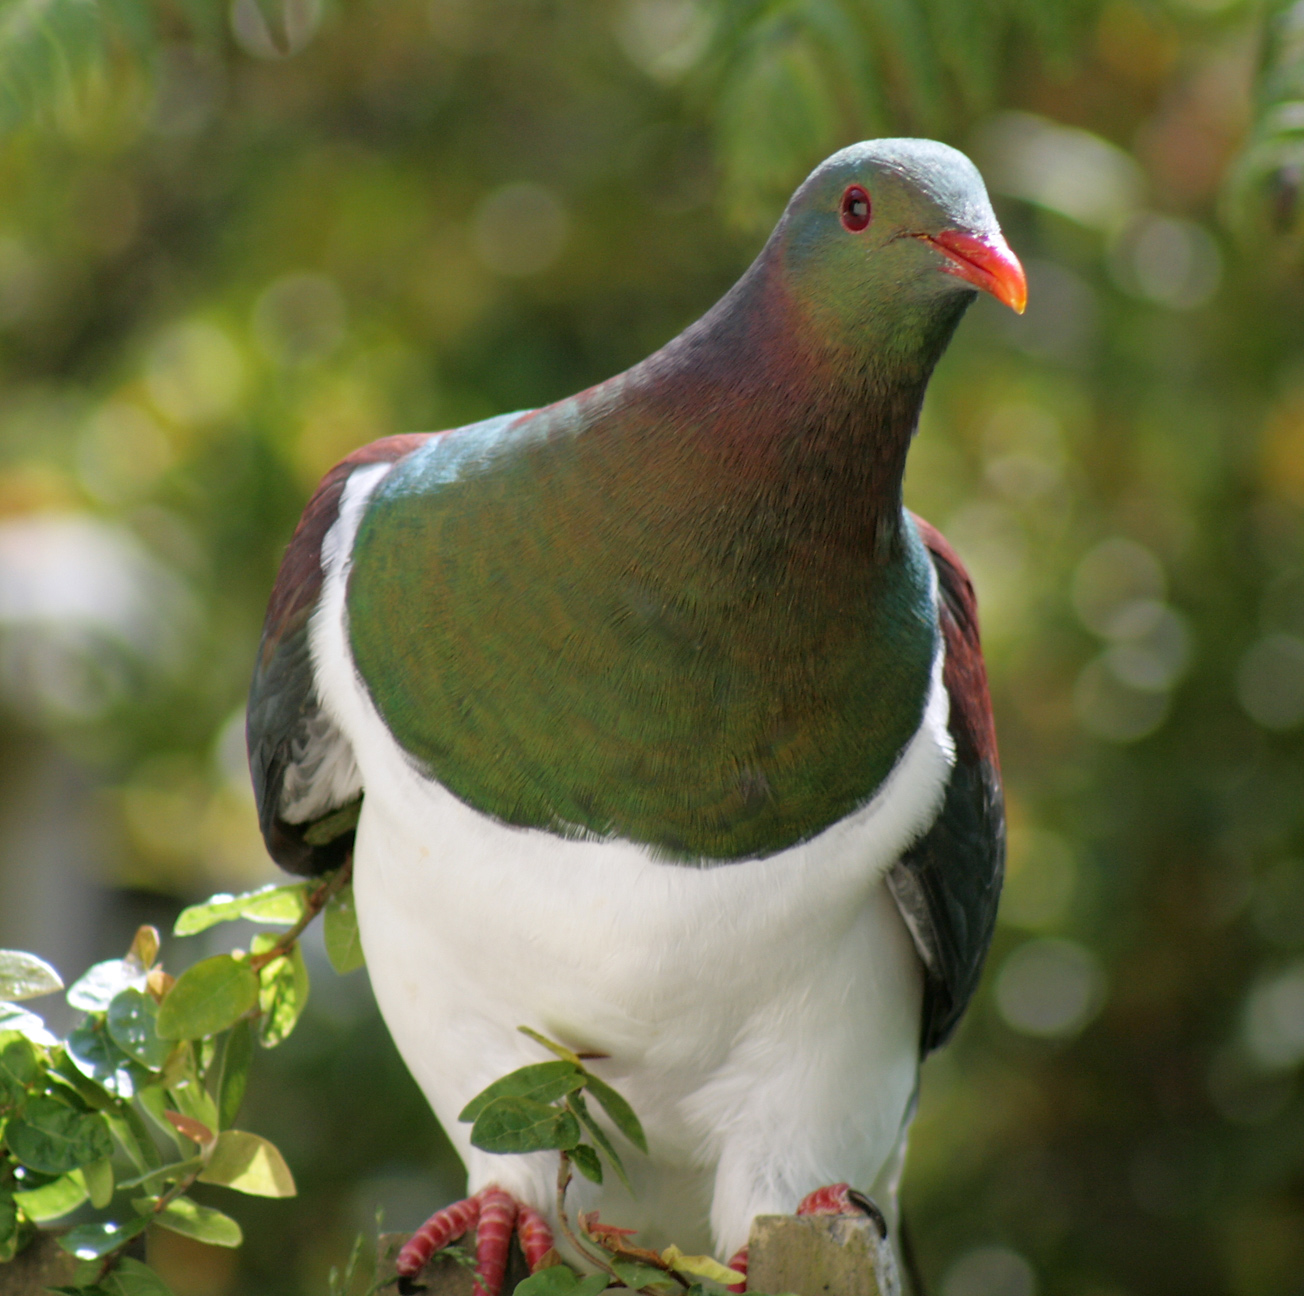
[0,0,1302,1292]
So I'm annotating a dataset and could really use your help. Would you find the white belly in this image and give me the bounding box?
[313,462,951,1258]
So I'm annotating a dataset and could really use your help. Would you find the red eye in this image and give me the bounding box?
[840,185,871,232]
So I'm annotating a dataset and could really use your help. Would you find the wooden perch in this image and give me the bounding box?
[3,1213,897,1295]
[379,1214,898,1296]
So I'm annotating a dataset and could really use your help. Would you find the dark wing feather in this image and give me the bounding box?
[888,515,1005,1054]
[248,434,432,876]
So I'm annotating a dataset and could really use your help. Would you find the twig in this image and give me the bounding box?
[249,855,353,972]
[554,1154,623,1281]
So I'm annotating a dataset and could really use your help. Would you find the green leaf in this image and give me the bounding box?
[513,1267,609,1296]
[459,1061,586,1123]
[104,1257,179,1296]
[302,798,362,846]
[12,1171,88,1221]
[50,1049,114,1109]
[67,1018,144,1098]
[0,1002,56,1045]
[154,1195,243,1247]
[156,956,259,1041]
[323,882,365,974]
[215,1021,253,1129]
[582,1073,647,1154]
[611,1262,678,1293]
[0,1032,40,1101]
[104,1105,161,1173]
[256,942,309,1048]
[517,1026,583,1066]
[115,1156,203,1195]
[567,1092,629,1192]
[135,1084,183,1153]
[4,1095,112,1173]
[469,1096,582,1155]
[198,1129,296,1197]
[660,1245,746,1285]
[173,883,309,936]
[107,989,172,1070]
[83,1156,114,1208]
[68,959,148,1013]
[0,950,63,1001]
[570,1142,603,1184]
[59,1213,149,1259]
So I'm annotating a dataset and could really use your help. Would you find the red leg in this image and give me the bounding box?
[396,1187,557,1296]
[725,1245,749,1293]
[798,1183,887,1239]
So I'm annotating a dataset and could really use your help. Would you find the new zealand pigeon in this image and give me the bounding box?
[247,138,1021,1291]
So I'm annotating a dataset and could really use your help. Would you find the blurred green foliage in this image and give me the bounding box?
[0,0,1302,1294]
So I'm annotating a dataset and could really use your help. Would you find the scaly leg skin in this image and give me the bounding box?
[725,1183,888,1293]
[396,1187,558,1296]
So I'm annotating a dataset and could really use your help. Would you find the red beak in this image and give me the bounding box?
[919,229,1027,314]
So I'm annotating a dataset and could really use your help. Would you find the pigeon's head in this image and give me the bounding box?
[775,138,1026,356]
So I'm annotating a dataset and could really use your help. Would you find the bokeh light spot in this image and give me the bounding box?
[1243,962,1304,1069]
[472,183,569,278]
[941,1245,1037,1296]
[1236,633,1304,729]
[253,272,347,366]
[996,938,1105,1038]
[146,321,245,426]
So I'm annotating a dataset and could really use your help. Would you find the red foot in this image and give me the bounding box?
[726,1184,886,1291]
[396,1187,557,1296]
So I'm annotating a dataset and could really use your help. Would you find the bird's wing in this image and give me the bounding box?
[888,515,1005,1054]
[248,433,433,875]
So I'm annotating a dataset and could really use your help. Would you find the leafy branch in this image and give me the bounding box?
[0,856,366,1294]
[450,1029,745,1296]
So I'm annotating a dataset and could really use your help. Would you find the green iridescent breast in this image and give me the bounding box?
[345,411,939,862]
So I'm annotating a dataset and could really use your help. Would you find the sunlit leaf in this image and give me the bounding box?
[83,1156,114,1208]
[68,959,148,1013]
[0,949,63,1001]
[216,1021,253,1129]
[256,941,309,1047]
[198,1129,296,1197]
[12,1171,88,1222]
[323,882,365,974]
[0,1002,56,1046]
[107,988,172,1070]
[459,1061,586,1122]
[660,1245,745,1285]
[173,883,309,936]
[469,1096,581,1155]
[59,1214,149,1259]
[154,1195,243,1247]
[156,956,259,1040]
[128,926,160,970]
[5,1095,113,1174]
[67,1018,144,1098]
[0,1032,40,1102]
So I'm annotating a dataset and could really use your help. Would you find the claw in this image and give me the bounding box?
[725,1245,748,1294]
[797,1183,887,1239]
[396,1187,558,1296]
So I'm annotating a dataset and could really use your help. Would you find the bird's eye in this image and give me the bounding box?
[840,185,871,232]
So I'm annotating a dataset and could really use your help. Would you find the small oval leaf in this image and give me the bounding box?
[107,989,172,1070]
[58,1215,148,1259]
[173,884,308,937]
[470,1096,582,1155]
[12,1172,89,1222]
[156,957,259,1041]
[5,1097,113,1174]
[459,1061,586,1123]
[198,1129,296,1197]
[582,1073,648,1154]
[0,950,63,1001]
[155,1195,243,1247]
[323,884,365,974]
